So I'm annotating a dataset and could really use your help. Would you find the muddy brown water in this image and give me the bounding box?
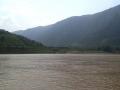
[0,54,120,90]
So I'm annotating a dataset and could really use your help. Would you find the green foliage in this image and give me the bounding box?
[0,29,49,53]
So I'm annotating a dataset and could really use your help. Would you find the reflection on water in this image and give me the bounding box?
[0,54,120,90]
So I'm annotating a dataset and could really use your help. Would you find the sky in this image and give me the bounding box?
[0,0,120,32]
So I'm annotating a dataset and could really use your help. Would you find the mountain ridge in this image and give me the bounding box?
[14,5,120,51]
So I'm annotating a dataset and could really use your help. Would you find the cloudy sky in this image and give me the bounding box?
[0,0,120,32]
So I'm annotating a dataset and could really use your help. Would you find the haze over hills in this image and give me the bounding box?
[14,5,120,50]
[0,29,49,53]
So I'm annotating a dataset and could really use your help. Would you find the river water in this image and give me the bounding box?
[0,54,120,90]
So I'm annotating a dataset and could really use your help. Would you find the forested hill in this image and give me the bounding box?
[0,29,49,53]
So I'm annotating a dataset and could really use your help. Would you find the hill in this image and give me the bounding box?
[0,29,49,53]
[14,5,120,52]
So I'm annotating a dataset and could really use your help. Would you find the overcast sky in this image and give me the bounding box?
[0,0,120,32]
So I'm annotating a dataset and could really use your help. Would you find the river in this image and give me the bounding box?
[0,54,120,90]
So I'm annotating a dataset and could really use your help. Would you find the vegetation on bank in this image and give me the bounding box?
[49,46,120,53]
[0,29,120,54]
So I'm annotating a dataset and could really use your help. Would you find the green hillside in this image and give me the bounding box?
[0,29,49,53]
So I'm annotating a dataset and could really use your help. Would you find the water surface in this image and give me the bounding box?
[0,54,120,90]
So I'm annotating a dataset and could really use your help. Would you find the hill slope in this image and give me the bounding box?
[14,5,120,50]
[0,29,49,53]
